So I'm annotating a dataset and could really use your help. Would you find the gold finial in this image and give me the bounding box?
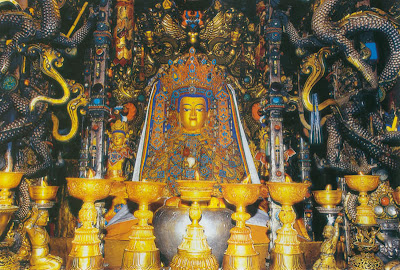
[162,0,172,9]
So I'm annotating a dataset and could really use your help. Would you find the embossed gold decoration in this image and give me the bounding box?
[0,171,23,270]
[220,183,261,270]
[170,180,219,270]
[66,178,112,270]
[266,178,310,270]
[345,174,379,225]
[121,181,165,270]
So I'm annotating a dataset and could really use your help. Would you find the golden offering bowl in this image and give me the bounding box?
[313,184,342,209]
[125,181,165,205]
[28,186,58,205]
[392,187,400,205]
[177,180,215,202]
[0,172,23,189]
[66,177,113,202]
[345,174,379,193]
[0,206,18,239]
[221,183,261,208]
[266,181,310,206]
[0,171,23,206]
[345,174,379,226]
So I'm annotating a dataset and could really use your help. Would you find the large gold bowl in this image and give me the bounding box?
[66,178,113,202]
[344,175,379,192]
[177,180,215,201]
[29,186,59,205]
[313,184,342,209]
[125,181,165,204]
[221,183,261,207]
[266,181,310,205]
[0,172,23,189]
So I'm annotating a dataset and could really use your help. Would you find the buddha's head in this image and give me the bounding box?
[110,120,128,148]
[322,225,334,239]
[112,132,127,148]
[178,95,208,134]
[37,209,49,226]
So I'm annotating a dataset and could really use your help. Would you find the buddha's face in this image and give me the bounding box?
[179,96,208,133]
[37,210,49,226]
[112,132,126,147]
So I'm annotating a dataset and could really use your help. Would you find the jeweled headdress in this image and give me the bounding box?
[159,47,225,111]
[111,119,128,135]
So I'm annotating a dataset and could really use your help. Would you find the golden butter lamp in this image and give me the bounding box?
[170,180,219,270]
[0,171,23,270]
[220,183,261,270]
[29,185,59,208]
[266,178,310,270]
[344,174,379,226]
[66,178,112,270]
[121,181,165,270]
[313,184,342,225]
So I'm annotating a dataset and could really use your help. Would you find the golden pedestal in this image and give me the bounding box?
[266,179,310,270]
[0,171,23,270]
[345,174,382,270]
[66,178,112,270]
[220,183,261,270]
[170,180,219,270]
[121,181,165,270]
[345,175,379,226]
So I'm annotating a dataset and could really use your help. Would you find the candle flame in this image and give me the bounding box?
[87,168,95,178]
[284,174,292,183]
[358,171,364,176]
[242,175,251,184]
[195,171,200,181]
[325,184,332,191]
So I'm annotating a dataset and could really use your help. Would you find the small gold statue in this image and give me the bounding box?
[105,119,133,222]
[313,216,343,270]
[25,205,62,270]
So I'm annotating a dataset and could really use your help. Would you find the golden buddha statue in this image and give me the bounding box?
[105,119,133,223]
[313,216,343,270]
[134,48,260,197]
[25,206,63,270]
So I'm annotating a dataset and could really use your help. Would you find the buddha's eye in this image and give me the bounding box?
[196,108,203,112]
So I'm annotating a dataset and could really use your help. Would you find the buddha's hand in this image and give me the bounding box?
[335,216,343,224]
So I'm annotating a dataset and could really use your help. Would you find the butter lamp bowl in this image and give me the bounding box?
[266,181,310,205]
[0,172,23,189]
[66,178,113,202]
[313,185,342,209]
[177,180,215,201]
[125,181,165,204]
[29,186,59,205]
[221,183,261,207]
[344,175,379,193]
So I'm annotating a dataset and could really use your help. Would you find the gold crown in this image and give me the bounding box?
[111,120,128,134]
[159,48,226,98]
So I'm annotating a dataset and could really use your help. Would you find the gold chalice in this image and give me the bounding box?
[28,185,59,208]
[220,183,261,270]
[345,175,379,226]
[121,181,165,270]
[313,184,342,225]
[0,172,23,206]
[0,171,23,269]
[170,180,219,270]
[266,179,310,270]
[66,178,113,270]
